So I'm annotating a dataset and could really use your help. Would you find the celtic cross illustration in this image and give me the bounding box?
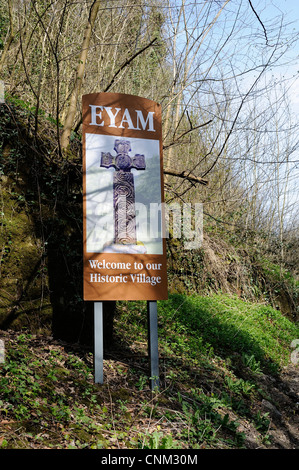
[101,139,146,244]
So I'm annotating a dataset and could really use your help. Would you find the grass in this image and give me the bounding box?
[0,292,298,449]
[158,293,298,374]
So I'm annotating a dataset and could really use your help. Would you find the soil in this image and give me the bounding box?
[241,365,299,449]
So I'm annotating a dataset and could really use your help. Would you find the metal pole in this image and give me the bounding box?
[94,301,103,384]
[147,301,159,391]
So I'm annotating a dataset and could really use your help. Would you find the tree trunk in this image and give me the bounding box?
[0,0,14,75]
[60,0,100,149]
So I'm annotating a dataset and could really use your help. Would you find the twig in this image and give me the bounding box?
[248,0,269,46]
[104,37,158,93]
[164,169,208,186]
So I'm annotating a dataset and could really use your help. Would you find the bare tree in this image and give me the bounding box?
[60,0,101,149]
[1,0,298,234]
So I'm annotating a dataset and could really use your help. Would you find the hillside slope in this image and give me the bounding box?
[0,293,298,450]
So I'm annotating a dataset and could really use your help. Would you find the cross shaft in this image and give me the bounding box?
[101,139,146,244]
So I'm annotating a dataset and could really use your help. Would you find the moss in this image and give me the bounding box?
[110,388,131,402]
[0,179,52,331]
[71,427,94,444]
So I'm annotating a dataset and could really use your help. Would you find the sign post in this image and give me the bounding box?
[82,92,168,388]
[94,302,103,384]
[147,301,159,391]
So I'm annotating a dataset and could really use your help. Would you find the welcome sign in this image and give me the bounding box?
[82,93,168,301]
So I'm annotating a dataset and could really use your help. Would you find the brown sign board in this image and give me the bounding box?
[82,93,168,301]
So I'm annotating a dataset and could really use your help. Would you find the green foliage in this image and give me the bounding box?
[158,293,298,374]
[5,94,63,127]
[111,292,296,449]
[141,431,179,449]
[0,333,110,448]
[241,353,262,374]
[0,289,297,449]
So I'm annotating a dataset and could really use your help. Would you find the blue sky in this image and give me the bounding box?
[267,0,299,114]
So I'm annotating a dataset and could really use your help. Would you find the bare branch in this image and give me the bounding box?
[163,169,208,186]
[248,0,269,46]
[103,37,158,93]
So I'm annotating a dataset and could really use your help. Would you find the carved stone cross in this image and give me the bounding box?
[101,139,146,244]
